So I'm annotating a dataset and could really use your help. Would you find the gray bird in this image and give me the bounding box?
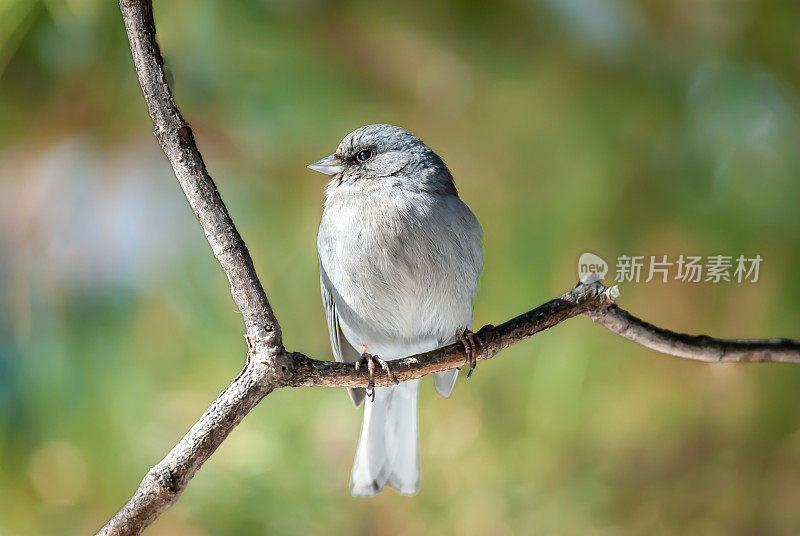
[309,124,483,496]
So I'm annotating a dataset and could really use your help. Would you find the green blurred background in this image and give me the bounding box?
[1,0,800,534]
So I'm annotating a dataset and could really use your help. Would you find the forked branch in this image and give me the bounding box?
[98,1,800,534]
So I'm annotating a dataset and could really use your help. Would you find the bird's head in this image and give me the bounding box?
[308,124,457,196]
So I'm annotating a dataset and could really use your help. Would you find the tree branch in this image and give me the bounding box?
[118,0,280,350]
[98,1,800,534]
[286,281,614,388]
[589,306,800,363]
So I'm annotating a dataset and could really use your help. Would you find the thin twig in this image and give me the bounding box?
[590,306,800,363]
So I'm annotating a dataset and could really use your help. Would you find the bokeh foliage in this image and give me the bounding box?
[1,0,799,534]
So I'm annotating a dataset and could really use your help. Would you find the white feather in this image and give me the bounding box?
[351,380,420,496]
[433,368,459,398]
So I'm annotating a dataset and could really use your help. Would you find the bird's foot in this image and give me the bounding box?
[458,328,484,378]
[355,351,396,402]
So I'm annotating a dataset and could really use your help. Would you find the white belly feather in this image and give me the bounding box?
[318,185,482,359]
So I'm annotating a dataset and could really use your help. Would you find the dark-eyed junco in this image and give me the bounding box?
[310,124,483,496]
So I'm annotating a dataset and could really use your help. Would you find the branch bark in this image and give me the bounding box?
[99,1,800,534]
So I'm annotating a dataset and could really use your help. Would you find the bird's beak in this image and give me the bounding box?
[307,154,344,176]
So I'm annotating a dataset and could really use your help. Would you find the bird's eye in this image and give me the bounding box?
[356,149,374,163]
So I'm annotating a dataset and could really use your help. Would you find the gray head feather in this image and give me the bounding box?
[329,124,457,196]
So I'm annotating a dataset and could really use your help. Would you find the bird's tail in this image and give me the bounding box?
[350,379,420,496]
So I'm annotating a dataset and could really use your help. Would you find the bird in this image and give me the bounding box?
[309,124,483,496]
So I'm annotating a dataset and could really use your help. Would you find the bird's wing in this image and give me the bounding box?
[321,270,366,407]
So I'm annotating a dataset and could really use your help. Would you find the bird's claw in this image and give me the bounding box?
[355,352,397,402]
[458,328,484,378]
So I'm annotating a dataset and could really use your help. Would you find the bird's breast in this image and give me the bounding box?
[318,189,482,358]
